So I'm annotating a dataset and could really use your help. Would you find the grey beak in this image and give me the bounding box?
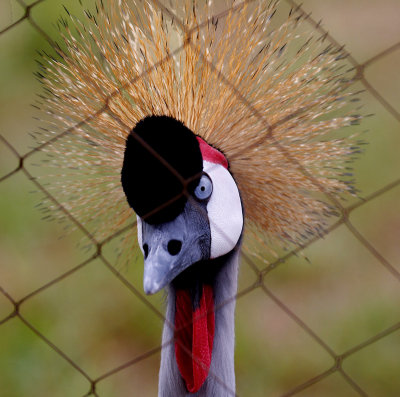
[141,199,211,294]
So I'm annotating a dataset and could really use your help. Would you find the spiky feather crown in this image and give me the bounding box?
[35,0,361,263]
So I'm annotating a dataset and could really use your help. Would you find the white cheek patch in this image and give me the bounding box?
[137,215,143,254]
[203,161,243,258]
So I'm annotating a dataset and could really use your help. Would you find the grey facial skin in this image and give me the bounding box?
[141,198,211,295]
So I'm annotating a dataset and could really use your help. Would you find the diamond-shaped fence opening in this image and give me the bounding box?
[0,1,399,396]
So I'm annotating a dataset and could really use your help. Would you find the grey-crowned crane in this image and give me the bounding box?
[121,115,243,395]
[35,0,362,396]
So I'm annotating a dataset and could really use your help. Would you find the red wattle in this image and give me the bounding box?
[174,285,215,393]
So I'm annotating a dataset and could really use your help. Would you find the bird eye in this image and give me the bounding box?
[194,173,213,201]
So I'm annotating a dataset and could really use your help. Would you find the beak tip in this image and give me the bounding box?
[143,277,162,295]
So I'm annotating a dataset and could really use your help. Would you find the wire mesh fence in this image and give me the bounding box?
[0,0,399,396]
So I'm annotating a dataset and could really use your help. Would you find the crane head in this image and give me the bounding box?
[121,115,243,294]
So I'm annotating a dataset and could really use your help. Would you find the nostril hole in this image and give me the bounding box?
[167,240,182,256]
[143,243,149,259]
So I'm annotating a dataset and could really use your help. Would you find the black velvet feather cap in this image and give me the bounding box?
[121,115,203,224]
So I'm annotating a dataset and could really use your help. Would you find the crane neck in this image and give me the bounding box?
[158,246,240,397]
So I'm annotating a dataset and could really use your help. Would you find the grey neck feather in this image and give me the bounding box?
[158,246,240,397]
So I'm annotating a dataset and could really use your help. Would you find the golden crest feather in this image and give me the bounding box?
[35,0,362,263]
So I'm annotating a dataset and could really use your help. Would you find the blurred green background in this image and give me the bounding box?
[1,0,399,396]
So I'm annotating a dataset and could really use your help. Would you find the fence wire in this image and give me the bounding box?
[0,0,399,396]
